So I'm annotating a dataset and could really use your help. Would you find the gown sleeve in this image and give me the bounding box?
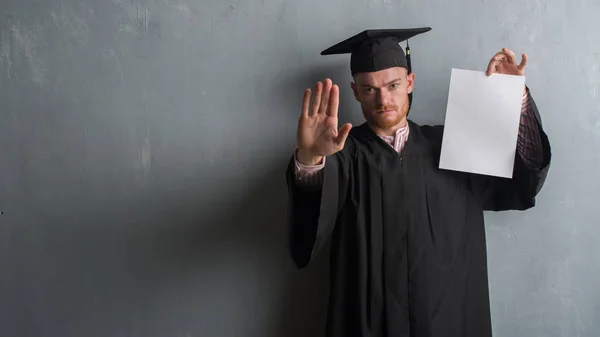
[285,146,352,268]
[468,88,552,211]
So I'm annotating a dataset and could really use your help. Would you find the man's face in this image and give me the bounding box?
[351,67,414,134]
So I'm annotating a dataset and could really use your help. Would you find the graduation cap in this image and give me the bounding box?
[321,27,432,111]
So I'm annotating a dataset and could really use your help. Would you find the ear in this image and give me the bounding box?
[350,82,360,102]
[407,72,415,94]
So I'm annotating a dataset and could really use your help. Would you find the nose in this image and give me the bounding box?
[376,88,392,106]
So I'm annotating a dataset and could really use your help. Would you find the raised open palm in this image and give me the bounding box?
[296,79,352,165]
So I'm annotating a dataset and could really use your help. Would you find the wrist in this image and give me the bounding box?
[297,148,323,166]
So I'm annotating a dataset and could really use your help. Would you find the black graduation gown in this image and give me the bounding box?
[285,94,551,337]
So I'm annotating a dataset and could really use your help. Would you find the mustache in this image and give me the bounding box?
[374,105,398,112]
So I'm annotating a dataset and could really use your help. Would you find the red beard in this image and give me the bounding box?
[363,104,408,129]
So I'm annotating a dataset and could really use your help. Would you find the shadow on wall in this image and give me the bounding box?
[150,159,332,337]
[140,167,325,337]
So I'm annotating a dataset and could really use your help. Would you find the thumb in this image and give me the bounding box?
[334,123,352,147]
[517,53,528,71]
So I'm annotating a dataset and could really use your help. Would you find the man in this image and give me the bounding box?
[285,27,551,337]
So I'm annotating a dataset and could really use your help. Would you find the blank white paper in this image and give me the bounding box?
[438,68,526,178]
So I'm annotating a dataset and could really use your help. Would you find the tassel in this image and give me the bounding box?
[406,40,412,74]
[406,41,413,115]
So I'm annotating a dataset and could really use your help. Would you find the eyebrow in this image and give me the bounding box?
[360,78,403,88]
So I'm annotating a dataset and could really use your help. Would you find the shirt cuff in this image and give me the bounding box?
[294,148,325,173]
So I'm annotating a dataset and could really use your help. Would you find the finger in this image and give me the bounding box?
[327,84,339,117]
[486,52,505,76]
[335,123,353,148]
[518,53,528,71]
[318,79,332,115]
[301,88,311,119]
[502,48,517,65]
[310,82,323,116]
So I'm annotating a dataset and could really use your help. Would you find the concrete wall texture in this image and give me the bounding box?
[0,0,598,336]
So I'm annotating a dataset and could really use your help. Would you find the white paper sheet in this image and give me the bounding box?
[438,68,526,178]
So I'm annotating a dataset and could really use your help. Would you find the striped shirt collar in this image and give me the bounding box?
[379,124,410,152]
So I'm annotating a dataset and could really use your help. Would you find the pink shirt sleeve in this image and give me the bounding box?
[293,149,325,186]
[516,91,544,168]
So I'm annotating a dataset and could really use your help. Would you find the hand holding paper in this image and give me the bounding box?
[487,47,528,96]
[486,48,528,77]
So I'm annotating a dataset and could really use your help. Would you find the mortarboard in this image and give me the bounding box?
[321,27,432,111]
[320,27,432,75]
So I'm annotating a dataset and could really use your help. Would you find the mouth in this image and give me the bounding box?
[376,110,394,114]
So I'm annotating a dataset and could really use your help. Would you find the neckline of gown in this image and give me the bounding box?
[352,120,431,157]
